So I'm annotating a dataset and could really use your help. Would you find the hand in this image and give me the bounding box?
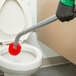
[56,2,75,22]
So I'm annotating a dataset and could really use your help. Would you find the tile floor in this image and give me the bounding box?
[32,63,76,76]
[0,63,76,76]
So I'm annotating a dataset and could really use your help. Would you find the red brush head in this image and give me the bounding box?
[8,43,21,56]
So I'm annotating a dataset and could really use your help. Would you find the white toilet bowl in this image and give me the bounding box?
[0,43,42,76]
[0,0,42,76]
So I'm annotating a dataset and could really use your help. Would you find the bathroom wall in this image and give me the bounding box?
[37,0,60,58]
[37,0,76,64]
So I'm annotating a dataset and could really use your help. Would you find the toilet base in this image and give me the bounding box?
[4,73,30,76]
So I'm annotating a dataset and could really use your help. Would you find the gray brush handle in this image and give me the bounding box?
[13,15,57,48]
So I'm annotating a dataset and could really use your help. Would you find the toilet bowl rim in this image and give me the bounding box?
[0,43,42,71]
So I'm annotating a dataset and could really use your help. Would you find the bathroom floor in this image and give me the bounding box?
[32,63,76,76]
[0,63,76,76]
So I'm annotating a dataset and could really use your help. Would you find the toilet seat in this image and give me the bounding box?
[0,0,32,44]
[0,43,42,71]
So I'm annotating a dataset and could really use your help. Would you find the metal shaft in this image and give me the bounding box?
[13,15,57,48]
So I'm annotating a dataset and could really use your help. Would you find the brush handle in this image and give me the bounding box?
[13,5,76,49]
[13,15,57,48]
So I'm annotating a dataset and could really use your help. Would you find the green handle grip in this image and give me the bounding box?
[60,0,75,6]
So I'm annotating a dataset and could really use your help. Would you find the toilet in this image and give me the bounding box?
[0,0,42,76]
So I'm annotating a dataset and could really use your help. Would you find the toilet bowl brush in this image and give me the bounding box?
[9,7,76,56]
[8,15,57,56]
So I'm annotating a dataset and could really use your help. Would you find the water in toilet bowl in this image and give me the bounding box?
[1,51,36,64]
